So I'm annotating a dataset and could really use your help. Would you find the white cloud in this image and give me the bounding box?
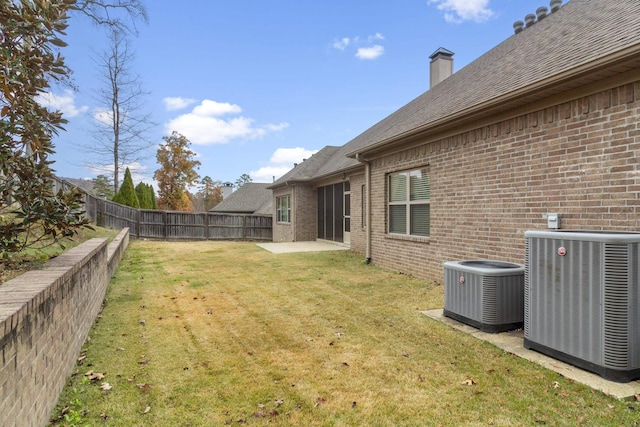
[35,89,88,117]
[163,97,198,111]
[92,107,112,126]
[428,0,494,23]
[333,33,386,60]
[86,161,149,185]
[356,45,385,60]
[251,147,319,183]
[270,147,317,164]
[250,166,293,183]
[333,37,350,50]
[192,100,242,116]
[249,147,317,182]
[164,99,288,145]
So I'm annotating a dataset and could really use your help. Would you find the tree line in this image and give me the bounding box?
[91,132,252,212]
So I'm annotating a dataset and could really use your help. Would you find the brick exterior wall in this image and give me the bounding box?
[348,173,366,254]
[0,229,129,427]
[272,184,317,242]
[363,81,640,284]
[293,184,317,241]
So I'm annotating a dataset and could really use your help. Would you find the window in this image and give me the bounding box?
[276,195,291,223]
[388,168,430,236]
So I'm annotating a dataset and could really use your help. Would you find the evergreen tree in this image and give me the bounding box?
[112,168,140,208]
[135,182,152,209]
[92,174,115,199]
[149,184,157,209]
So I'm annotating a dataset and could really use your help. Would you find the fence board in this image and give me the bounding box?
[52,177,273,240]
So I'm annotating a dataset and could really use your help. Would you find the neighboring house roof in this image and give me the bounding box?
[209,183,272,214]
[273,0,640,187]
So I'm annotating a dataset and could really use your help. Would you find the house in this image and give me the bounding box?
[269,0,640,283]
[209,183,272,215]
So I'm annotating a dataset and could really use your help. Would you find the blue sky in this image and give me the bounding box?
[46,0,554,186]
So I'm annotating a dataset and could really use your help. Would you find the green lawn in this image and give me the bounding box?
[51,241,639,426]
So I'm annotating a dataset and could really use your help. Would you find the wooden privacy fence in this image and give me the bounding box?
[84,195,273,240]
[52,177,273,241]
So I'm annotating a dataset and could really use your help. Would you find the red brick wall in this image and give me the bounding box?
[272,184,317,242]
[366,81,640,283]
[0,229,129,427]
[293,184,317,241]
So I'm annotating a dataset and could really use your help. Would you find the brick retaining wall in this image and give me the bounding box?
[0,228,129,427]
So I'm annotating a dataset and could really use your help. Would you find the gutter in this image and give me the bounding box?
[347,44,640,159]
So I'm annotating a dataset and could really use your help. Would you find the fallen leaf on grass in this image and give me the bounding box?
[136,383,152,390]
[143,405,151,414]
[252,412,266,418]
[553,381,560,389]
[274,399,284,407]
[314,397,327,408]
[100,382,112,391]
[84,371,106,382]
[461,379,476,386]
[403,352,410,358]
[100,412,108,420]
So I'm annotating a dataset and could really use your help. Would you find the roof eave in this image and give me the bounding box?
[348,44,640,159]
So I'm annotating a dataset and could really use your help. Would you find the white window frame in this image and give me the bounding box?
[276,195,291,223]
[387,168,430,237]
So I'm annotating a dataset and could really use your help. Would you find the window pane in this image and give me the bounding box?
[410,169,430,201]
[389,205,407,234]
[410,204,430,236]
[389,173,407,202]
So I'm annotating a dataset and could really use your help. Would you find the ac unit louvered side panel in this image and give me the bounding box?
[481,276,498,324]
[603,244,630,369]
[524,238,531,338]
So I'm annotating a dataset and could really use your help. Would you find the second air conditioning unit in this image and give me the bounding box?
[525,230,640,382]
[444,260,525,333]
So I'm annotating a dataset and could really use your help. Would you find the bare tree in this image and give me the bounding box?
[72,0,148,34]
[84,28,155,193]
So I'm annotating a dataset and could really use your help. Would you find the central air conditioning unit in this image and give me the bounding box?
[524,230,640,383]
[443,260,525,333]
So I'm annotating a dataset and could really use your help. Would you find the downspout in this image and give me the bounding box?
[356,153,372,264]
[292,184,296,242]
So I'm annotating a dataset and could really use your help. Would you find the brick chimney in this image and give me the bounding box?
[429,47,454,89]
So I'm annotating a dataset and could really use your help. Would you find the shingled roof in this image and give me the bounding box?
[274,0,640,187]
[268,146,342,188]
[209,183,272,214]
[346,0,640,158]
